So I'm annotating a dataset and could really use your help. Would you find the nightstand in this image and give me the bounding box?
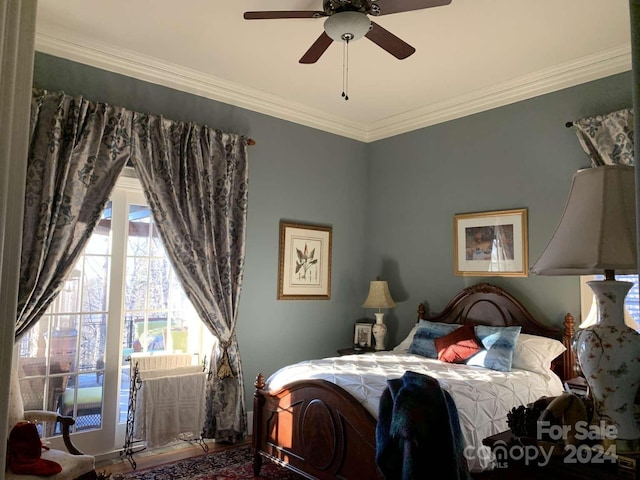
[481,430,621,479]
[337,346,376,355]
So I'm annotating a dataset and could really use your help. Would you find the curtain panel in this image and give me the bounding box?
[572,108,634,166]
[130,114,249,441]
[17,89,130,340]
[21,88,250,441]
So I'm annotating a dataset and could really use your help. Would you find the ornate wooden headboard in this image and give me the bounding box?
[417,283,577,381]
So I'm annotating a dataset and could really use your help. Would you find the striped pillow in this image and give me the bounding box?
[466,325,522,372]
[408,321,461,359]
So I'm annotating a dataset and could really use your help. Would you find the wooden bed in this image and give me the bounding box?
[252,283,577,480]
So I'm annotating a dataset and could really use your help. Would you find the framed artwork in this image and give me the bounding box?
[454,208,528,277]
[353,323,373,348]
[278,221,332,300]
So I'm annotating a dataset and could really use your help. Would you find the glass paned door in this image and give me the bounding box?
[119,203,208,423]
[17,202,112,436]
[15,176,215,454]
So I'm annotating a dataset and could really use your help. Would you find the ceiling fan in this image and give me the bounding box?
[243,0,452,64]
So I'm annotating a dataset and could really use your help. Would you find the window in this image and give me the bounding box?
[123,204,199,356]
[16,174,214,450]
[580,274,640,331]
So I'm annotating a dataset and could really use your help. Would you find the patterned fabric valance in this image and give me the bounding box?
[572,108,634,166]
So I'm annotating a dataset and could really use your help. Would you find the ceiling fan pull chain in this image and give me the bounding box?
[342,37,349,101]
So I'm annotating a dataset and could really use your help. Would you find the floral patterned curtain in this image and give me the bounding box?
[17,89,130,340]
[129,113,249,442]
[22,89,250,441]
[572,108,634,166]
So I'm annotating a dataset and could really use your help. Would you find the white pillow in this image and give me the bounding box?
[392,324,419,353]
[511,333,566,374]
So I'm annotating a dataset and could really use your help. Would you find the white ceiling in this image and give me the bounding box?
[35,0,631,142]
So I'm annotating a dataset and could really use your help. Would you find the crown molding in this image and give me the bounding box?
[35,31,630,144]
[366,45,631,142]
[34,31,369,141]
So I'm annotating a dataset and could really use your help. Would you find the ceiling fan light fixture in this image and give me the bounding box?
[324,11,370,42]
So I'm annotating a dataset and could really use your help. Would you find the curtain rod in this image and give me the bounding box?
[565,122,574,128]
[248,138,256,146]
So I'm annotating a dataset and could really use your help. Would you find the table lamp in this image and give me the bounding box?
[530,164,640,453]
[362,280,396,351]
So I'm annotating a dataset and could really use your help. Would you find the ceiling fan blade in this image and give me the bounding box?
[244,11,324,20]
[373,0,452,16]
[365,22,415,59]
[299,32,333,64]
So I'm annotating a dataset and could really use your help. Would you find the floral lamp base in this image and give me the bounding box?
[372,313,387,351]
[574,280,640,453]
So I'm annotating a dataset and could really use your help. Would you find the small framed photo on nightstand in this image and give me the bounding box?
[354,323,373,348]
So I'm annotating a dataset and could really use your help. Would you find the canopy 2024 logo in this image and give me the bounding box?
[467,420,617,468]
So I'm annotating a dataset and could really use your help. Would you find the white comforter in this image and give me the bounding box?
[266,351,564,472]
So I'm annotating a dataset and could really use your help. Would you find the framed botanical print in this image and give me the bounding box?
[278,221,332,300]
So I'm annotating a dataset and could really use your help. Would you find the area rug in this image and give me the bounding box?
[117,444,303,480]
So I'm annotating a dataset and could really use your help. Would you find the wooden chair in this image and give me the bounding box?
[7,368,96,480]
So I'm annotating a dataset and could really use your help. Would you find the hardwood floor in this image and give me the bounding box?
[95,437,252,476]
[94,439,542,479]
[94,437,499,478]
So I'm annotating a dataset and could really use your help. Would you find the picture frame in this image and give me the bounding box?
[454,208,528,277]
[353,323,373,348]
[278,221,332,300]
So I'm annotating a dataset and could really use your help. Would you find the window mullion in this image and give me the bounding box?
[101,185,128,436]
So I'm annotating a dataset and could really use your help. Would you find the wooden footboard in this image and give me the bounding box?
[253,374,383,480]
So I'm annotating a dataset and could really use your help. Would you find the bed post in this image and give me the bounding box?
[417,303,426,321]
[561,313,577,381]
[253,373,266,476]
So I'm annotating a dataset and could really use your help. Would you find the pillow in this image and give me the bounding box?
[408,321,461,358]
[392,324,419,353]
[434,323,483,363]
[511,333,566,374]
[466,325,521,372]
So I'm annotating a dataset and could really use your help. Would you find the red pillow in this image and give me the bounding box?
[434,324,483,363]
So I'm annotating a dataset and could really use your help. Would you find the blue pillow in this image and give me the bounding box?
[408,321,461,359]
[466,325,521,372]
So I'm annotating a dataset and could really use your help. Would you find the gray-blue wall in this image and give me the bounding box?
[33,52,633,405]
[365,73,633,343]
[33,53,370,405]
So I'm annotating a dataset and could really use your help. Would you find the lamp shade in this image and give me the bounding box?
[362,281,396,309]
[530,165,637,276]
